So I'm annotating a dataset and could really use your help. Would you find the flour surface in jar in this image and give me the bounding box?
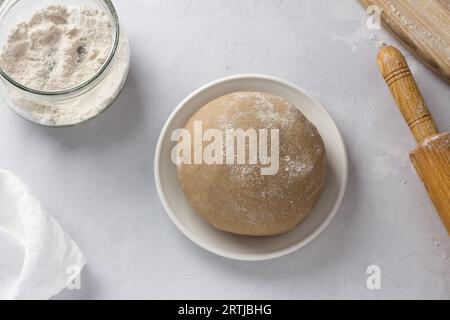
[0,5,114,92]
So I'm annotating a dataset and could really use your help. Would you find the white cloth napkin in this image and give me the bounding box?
[0,170,86,300]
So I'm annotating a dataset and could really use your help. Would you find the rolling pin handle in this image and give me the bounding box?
[377,46,439,145]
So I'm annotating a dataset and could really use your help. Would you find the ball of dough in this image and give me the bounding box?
[177,92,327,236]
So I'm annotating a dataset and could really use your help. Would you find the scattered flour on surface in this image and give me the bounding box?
[385,0,450,62]
[254,94,296,129]
[284,156,315,180]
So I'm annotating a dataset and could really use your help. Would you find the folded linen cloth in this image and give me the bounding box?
[0,170,86,300]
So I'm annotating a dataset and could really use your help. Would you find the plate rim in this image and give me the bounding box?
[154,74,349,261]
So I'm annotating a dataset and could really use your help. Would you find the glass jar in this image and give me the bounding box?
[0,0,130,127]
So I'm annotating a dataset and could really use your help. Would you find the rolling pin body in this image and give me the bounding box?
[377,46,450,234]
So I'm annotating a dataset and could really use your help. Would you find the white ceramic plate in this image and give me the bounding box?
[155,74,348,261]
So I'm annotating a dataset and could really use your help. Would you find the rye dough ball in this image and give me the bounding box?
[177,92,326,236]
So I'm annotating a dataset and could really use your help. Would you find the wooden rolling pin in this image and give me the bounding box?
[377,45,450,234]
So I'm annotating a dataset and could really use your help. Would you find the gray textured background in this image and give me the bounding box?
[0,0,449,299]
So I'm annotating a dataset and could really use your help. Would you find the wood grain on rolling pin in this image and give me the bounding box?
[411,133,450,234]
[377,46,450,235]
[360,0,450,83]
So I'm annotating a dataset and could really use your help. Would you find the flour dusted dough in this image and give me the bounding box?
[177,92,327,236]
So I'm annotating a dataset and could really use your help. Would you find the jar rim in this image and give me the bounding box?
[0,0,120,97]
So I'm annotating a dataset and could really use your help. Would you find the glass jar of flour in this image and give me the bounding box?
[0,0,130,126]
